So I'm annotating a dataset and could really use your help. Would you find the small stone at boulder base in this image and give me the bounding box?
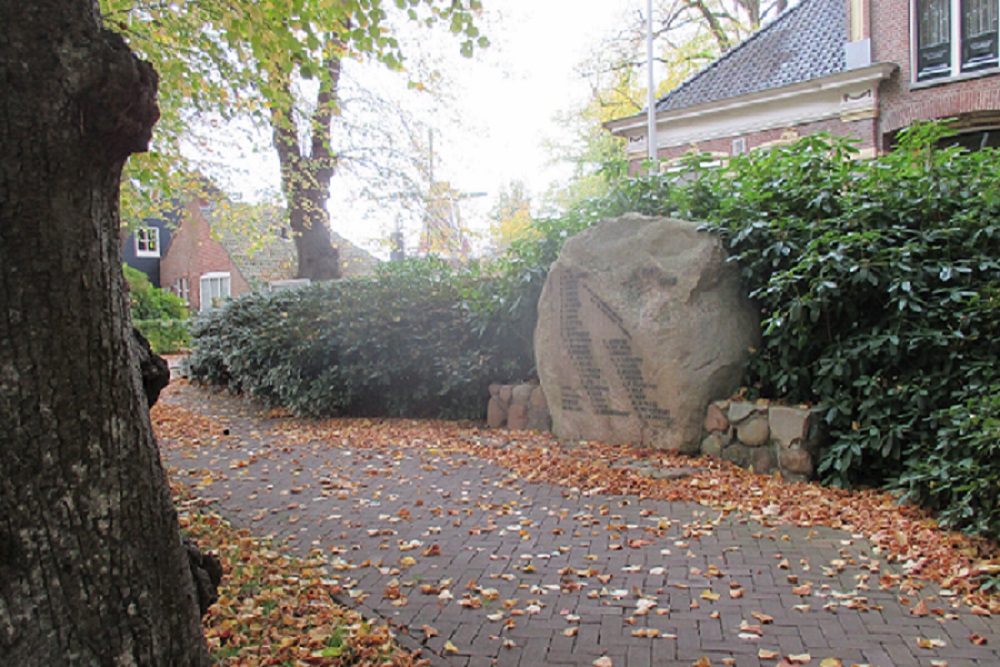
[704,402,730,433]
[779,446,814,477]
[535,215,760,453]
[507,403,529,430]
[750,446,777,475]
[769,405,812,448]
[736,414,770,447]
[511,384,534,405]
[727,401,760,424]
[700,431,728,458]
[486,397,507,429]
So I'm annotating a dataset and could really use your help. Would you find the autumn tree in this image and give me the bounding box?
[103,0,486,281]
[0,1,209,665]
[487,180,535,254]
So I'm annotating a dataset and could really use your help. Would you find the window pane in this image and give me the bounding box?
[918,0,953,79]
[962,0,999,70]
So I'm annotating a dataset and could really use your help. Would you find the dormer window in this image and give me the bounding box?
[135,227,160,258]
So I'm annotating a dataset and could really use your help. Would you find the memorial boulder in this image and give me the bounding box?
[535,214,760,453]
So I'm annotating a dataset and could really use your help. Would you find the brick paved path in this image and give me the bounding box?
[160,382,1000,667]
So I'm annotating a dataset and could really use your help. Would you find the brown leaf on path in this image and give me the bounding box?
[910,599,929,616]
[758,648,780,660]
[968,634,988,645]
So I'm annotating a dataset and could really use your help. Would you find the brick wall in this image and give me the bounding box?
[650,117,878,165]
[159,200,251,312]
[872,0,1000,141]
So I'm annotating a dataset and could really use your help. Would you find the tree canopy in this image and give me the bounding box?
[103,0,488,278]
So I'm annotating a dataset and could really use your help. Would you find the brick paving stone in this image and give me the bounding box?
[160,383,1000,667]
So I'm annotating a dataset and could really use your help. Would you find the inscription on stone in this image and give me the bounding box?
[558,269,672,427]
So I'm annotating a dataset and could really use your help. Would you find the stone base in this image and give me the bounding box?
[701,399,825,480]
[488,382,551,432]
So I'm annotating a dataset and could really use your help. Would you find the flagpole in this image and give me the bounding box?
[646,0,657,170]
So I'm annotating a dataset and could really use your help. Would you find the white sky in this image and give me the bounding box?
[220,0,646,256]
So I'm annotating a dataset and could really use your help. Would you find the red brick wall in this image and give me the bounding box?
[160,201,251,312]
[872,0,1000,140]
[643,117,878,167]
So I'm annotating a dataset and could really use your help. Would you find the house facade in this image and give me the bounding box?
[124,198,380,312]
[606,0,999,166]
[121,212,176,288]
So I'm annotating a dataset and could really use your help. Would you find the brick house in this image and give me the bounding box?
[125,198,379,312]
[606,0,999,166]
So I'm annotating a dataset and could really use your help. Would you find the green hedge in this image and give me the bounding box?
[671,123,1000,541]
[124,265,189,353]
[186,259,532,419]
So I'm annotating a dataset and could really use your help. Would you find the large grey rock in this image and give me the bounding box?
[535,215,760,453]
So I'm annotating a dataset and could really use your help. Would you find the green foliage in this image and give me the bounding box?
[669,124,1000,541]
[187,258,529,419]
[124,265,190,353]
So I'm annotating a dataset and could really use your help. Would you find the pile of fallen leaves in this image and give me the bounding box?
[175,492,427,666]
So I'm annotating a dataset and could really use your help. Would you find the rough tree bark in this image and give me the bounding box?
[270,51,345,282]
[0,2,210,665]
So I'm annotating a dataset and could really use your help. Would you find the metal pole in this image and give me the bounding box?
[646,0,657,170]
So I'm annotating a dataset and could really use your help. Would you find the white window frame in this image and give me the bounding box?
[174,277,190,303]
[135,227,160,258]
[199,272,231,311]
[912,0,999,81]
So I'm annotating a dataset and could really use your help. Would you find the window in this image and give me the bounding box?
[135,227,160,258]
[915,0,999,80]
[963,0,999,70]
[199,272,231,311]
[174,277,189,303]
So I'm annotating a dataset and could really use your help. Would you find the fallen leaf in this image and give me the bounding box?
[593,657,614,667]
[916,637,947,649]
[443,640,458,654]
[758,648,780,660]
[968,634,988,646]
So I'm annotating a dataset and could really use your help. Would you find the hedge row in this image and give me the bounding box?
[186,259,532,419]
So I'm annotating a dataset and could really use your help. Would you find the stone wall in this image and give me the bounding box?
[701,400,825,481]
[487,383,551,432]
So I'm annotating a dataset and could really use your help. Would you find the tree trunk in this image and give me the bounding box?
[0,2,210,665]
[270,53,344,281]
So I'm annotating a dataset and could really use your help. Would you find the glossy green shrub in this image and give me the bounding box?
[675,124,1000,540]
[187,259,528,419]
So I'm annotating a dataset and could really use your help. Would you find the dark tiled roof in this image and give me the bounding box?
[656,0,846,113]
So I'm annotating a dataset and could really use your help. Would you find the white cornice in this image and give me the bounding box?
[605,62,898,152]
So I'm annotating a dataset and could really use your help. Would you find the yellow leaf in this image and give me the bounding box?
[443,640,458,654]
[819,659,843,667]
[700,590,721,601]
[758,648,780,660]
